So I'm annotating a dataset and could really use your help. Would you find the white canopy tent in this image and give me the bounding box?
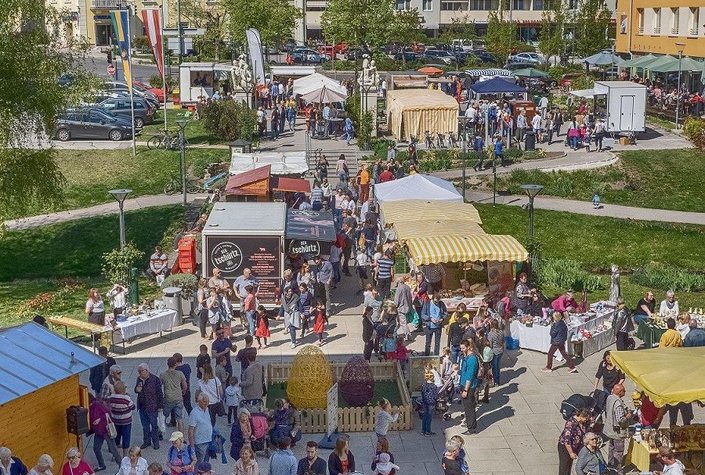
[570,88,595,99]
[292,73,347,99]
[373,174,463,203]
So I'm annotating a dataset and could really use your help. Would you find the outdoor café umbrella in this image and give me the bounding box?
[583,51,624,66]
[418,66,444,76]
[512,68,550,78]
[300,85,347,104]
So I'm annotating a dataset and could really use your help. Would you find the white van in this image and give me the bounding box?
[452,39,486,52]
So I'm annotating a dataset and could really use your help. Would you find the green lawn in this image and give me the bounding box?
[0,205,185,281]
[476,203,705,272]
[477,149,705,212]
[7,147,229,220]
[141,109,221,145]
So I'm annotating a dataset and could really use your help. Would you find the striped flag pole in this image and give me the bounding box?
[127,10,136,156]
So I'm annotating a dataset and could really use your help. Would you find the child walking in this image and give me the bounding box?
[374,398,400,443]
[225,376,242,424]
[312,299,328,346]
[421,370,438,436]
[255,305,270,348]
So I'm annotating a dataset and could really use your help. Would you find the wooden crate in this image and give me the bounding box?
[267,361,413,433]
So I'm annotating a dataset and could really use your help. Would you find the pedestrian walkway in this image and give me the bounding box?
[463,190,705,226]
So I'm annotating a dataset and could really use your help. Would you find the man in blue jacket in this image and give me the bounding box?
[0,448,27,475]
[459,339,479,435]
[421,293,447,356]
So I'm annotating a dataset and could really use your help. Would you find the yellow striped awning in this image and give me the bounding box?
[380,200,483,226]
[393,220,485,241]
[405,234,528,264]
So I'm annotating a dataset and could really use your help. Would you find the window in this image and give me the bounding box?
[423,0,432,10]
[533,0,544,11]
[671,8,679,35]
[440,0,468,10]
[395,0,410,10]
[469,0,495,9]
[88,112,104,124]
[637,9,644,34]
[689,8,698,35]
[653,8,661,34]
[512,0,528,10]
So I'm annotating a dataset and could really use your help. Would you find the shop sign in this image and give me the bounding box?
[288,239,321,256]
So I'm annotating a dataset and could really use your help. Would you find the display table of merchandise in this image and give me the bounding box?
[566,302,615,357]
[627,426,705,473]
[508,321,564,360]
[637,320,666,348]
[441,296,485,312]
[112,309,178,352]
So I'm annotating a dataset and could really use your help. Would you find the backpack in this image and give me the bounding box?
[475,355,486,380]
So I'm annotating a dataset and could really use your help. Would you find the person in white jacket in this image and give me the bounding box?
[117,446,149,475]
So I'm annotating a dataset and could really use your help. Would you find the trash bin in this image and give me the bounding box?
[524,130,536,151]
[162,287,183,325]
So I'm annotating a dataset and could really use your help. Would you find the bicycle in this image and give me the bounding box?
[147,130,181,150]
[163,176,205,195]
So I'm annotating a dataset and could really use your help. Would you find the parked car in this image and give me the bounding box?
[509,52,543,64]
[97,97,154,128]
[559,72,583,88]
[345,48,364,61]
[505,61,538,71]
[474,51,497,64]
[105,81,160,108]
[134,80,166,102]
[423,49,456,65]
[292,48,327,64]
[393,50,420,62]
[54,108,133,141]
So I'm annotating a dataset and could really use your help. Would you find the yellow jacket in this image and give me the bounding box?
[659,328,683,348]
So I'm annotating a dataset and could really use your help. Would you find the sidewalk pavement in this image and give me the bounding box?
[463,190,705,226]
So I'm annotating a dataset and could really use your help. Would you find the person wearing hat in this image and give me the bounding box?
[656,447,684,475]
[166,432,195,475]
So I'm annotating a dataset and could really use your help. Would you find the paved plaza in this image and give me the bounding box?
[77,273,704,475]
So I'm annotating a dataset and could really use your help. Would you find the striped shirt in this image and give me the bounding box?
[108,393,135,425]
[376,257,394,279]
[311,187,323,203]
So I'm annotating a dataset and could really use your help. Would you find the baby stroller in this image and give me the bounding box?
[560,390,608,441]
[436,373,456,420]
[250,412,270,457]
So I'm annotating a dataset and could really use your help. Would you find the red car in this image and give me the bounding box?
[134,81,166,102]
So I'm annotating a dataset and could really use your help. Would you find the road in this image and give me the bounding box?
[80,51,160,82]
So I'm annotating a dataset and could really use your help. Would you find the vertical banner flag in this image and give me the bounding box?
[141,9,164,77]
[245,28,266,85]
[110,10,132,92]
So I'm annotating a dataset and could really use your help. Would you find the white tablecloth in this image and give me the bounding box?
[116,309,177,340]
[509,321,564,360]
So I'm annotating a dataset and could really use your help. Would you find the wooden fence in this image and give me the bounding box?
[267,361,413,433]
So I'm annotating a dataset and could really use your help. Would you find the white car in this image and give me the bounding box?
[510,52,543,64]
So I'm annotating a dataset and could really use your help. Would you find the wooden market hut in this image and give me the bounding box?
[0,323,104,468]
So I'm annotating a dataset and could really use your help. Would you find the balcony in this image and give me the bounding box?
[689,27,699,36]
[653,26,661,34]
[91,0,126,8]
[670,27,679,35]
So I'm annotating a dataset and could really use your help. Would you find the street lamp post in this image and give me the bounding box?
[520,184,544,240]
[108,189,132,250]
[675,42,685,129]
[176,119,189,207]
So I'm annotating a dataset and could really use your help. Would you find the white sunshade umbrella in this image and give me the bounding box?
[300,85,348,104]
[292,72,347,97]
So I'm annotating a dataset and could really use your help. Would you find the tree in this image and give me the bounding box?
[438,15,477,46]
[574,0,611,58]
[170,0,229,59]
[322,0,418,54]
[485,5,516,63]
[0,0,94,221]
[221,0,302,48]
[538,0,566,67]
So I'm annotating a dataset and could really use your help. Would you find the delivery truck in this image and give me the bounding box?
[201,202,286,307]
[593,81,647,134]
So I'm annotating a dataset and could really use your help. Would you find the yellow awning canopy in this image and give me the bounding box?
[405,233,528,265]
[610,348,705,407]
[380,200,483,227]
[393,220,485,241]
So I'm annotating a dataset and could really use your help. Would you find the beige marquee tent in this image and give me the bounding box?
[386,89,459,141]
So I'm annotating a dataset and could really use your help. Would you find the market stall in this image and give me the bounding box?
[386,89,459,142]
[285,209,335,261]
[637,313,705,348]
[611,348,705,474]
[374,174,464,204]
[379,199,482,227]
[509,301,615,357]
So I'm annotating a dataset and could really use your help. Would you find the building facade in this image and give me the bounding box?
[615,0,705,58]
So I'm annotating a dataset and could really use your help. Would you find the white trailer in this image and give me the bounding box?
[178,62,233,105]
[593,81,647,133]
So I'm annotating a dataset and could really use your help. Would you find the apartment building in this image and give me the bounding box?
[615,0,705,58]
[45,0,173,46]
[295,0,616,44]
